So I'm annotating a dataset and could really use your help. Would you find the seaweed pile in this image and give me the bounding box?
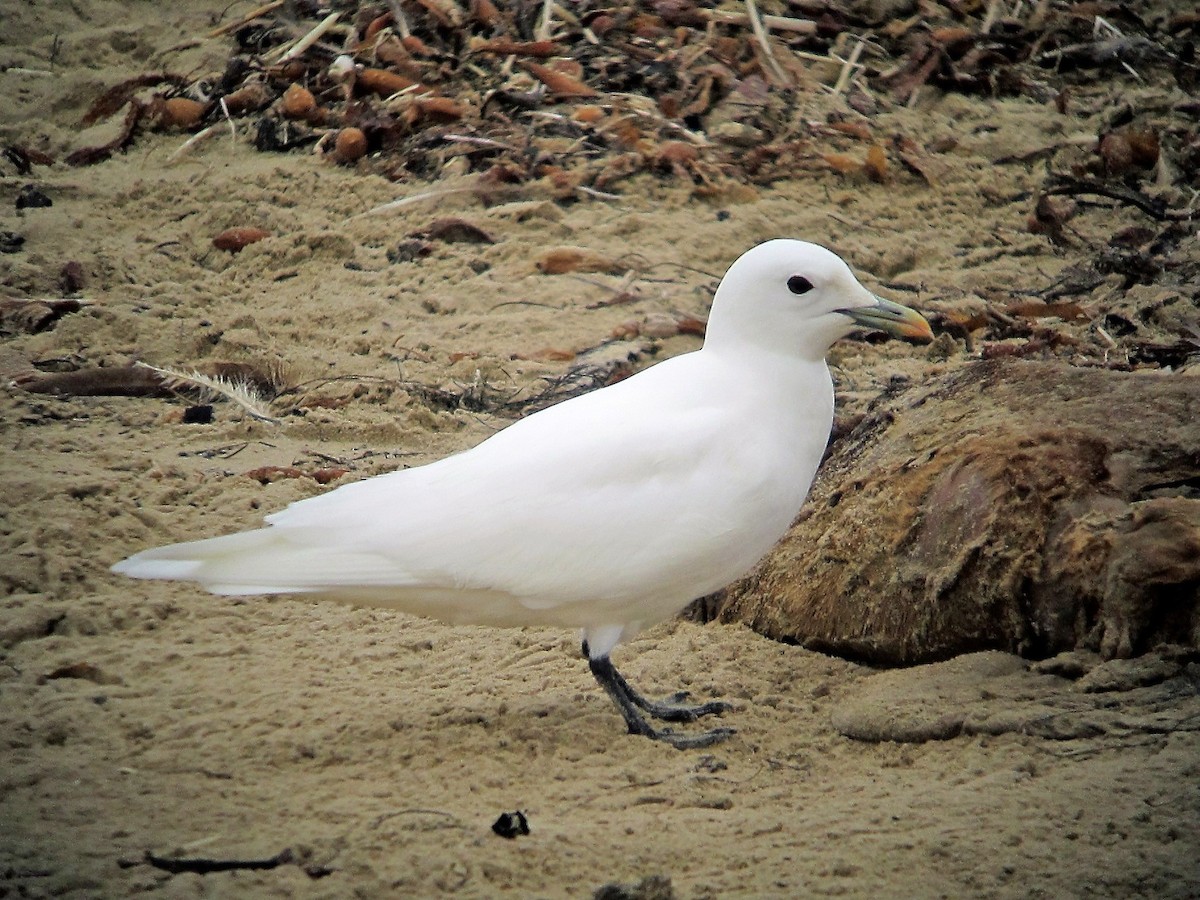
[40,0,1199,200]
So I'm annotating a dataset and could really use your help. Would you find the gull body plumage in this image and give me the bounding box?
[113,239,932,747]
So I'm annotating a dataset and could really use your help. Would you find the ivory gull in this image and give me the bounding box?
[113,239,933,749]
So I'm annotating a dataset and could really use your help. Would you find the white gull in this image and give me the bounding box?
[113,239,933,748]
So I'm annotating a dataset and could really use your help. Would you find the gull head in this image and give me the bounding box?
[705,239,933,359]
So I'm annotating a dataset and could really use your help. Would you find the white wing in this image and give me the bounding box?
[114,351,829,629]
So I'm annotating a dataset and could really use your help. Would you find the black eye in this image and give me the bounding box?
[787,275,814,295]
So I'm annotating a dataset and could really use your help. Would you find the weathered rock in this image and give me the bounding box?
[714,359,1199,664]
[830,648,1200,744]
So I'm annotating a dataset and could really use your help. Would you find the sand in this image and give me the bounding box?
[2,3,1197,897]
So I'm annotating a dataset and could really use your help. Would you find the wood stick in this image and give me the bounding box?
[831,38,866,96]
[274,11,342,62]
[385,0,413,39]
[701,9,818,35]
[744,0,791,85]
[207,0,286,38]
[535,0,556,41]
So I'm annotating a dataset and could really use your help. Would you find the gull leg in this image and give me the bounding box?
[605,664,732,722]
[584,647,735,750]
[580,640,731,722]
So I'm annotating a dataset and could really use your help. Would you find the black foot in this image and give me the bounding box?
[608,665,733,723]
[587,652,735,749]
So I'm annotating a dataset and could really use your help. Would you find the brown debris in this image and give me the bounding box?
[863,144,889,182]
[13,365,170,398]
[59,261,86,295]
[356,67,424,97]
[149,97,209,131]
[222,82,275,116]
[46,661,121,684]
[79,73,184,126]
[1006,301,1088,322]
[1040,175,1192,223]
[279,83,318,120]
[535,247,627,275]
[4,144,56,172]
[521,61,599,98]
[65,102,143,166]
[212,226,271,252]
[468,37,563,57]
[891,134,950,186]
[56,0,1196,260]
[244,466,349,485]
[1028,193,1078,245]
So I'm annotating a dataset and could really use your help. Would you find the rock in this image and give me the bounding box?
[715,359,1200,664]
[594,875,675,900]
[830,648,1200,744]
[830,652,1034,743]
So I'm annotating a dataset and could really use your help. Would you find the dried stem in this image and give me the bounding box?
[701,9,818,35]
[535,0,556,41]
[744,0,791,85]
[274,11,342,63]
[166,122,226,163]
[352,184,478,219]
[206,0,286,38]
[831,38,866,96]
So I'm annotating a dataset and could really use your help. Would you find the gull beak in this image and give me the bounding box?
[837,295,934,343]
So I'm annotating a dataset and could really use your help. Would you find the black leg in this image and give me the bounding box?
[586,652,735,750]
[604,664,732,722]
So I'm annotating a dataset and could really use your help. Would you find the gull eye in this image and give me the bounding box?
[787,275,814,295]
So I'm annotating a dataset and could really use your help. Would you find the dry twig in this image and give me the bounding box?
[206,0,287,38]
[274,11,342,63]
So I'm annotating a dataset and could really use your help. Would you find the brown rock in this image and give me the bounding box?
[714,359,1200,664]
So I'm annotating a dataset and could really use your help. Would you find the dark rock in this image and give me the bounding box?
[490,810,529,839]
[182,404,215,424]
[16,184,52,210]
[59,260,85,294]
[594,874,676,900]
[715,359,1200,664]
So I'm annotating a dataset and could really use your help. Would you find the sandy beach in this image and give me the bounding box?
[2,2,1197,896]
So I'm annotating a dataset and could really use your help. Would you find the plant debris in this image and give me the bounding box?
[243,465,349,485]
[55,0,1197,210]
[213,226,271,251]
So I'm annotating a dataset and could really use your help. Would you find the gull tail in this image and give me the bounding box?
[111,528,415,596]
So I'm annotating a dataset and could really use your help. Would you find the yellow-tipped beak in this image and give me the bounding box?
[838,295,934,343]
